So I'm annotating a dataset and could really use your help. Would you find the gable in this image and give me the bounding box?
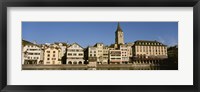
[68,43,83,49]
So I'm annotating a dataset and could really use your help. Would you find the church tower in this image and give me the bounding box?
[115,22,124,45]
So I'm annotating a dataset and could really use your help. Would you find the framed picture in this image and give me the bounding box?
[0,0,199,92]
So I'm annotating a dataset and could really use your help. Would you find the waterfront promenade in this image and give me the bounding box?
[22,64,168,70]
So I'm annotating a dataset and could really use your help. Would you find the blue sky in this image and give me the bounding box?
[22,22,178,47]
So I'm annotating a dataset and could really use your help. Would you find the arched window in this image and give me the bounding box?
[68,61,72,64]
[78,61,82,64]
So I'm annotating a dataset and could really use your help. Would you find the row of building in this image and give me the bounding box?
[22,23,168,65]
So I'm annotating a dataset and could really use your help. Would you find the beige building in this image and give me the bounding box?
[132,40,168,64]
[102,46,109,64]
[54,42,67,58]
[119,44,129,64]
[88,46,98,66]
[88,46,98,58]
[125,43,134,58]
[93,43,109,64]
[66,43,84,64]
[43,46,61,65]
[94,43,103,64]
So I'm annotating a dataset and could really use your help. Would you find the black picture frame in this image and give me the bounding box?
[0,0,200,92]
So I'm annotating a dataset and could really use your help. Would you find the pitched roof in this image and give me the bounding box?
[134,40,166,46]
[93,43,104,47]
[116,22,123,32]
[68,43,84,49]
[54,42,68,46]
[22,39,39,47]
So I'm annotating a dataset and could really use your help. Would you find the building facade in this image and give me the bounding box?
[43,46,61,65]
[93,43,105,64]
[132,40,168,64]
[87,46,98,66]
[102,46,109,64]
[54,42,67,58]
[66,43,84,64]
[119,44,129,64]
[109,50,122,64]
[22,22,171,66]
[22,44,43,65]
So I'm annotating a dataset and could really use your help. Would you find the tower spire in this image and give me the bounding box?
[115,22,124,45]
[117,22,122,32]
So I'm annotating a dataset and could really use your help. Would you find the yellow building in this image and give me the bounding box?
[43,46,61,65]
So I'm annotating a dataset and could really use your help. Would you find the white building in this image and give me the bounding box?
[109,50,122,64]
[66,43,84,64]
[22,44,43,65]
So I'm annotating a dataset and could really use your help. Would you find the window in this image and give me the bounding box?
[47,51,50,53]
[68,53,72,56]
[90,54,92,56]
[52,58,56,60]
[53,51,55,53]
[48,54,50,57]
[35,53,40,55]
[53,54,55,57]
[78,53,83,56]
[73,53,77,56]
[47,58,50,60]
